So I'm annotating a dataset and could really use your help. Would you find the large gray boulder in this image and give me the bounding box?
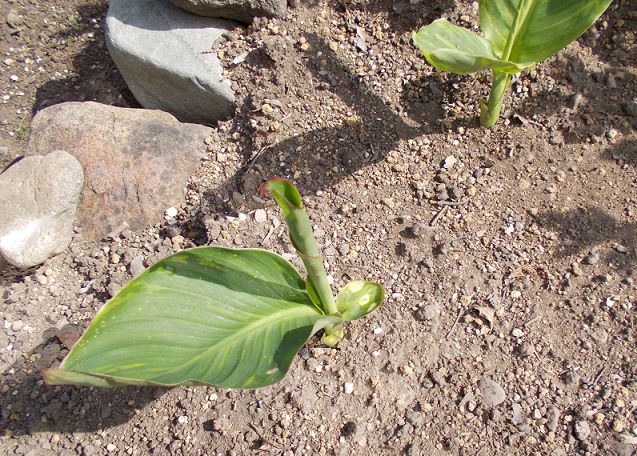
[168,0,287,23]
[28,102,212,241]
[0,151,83,269]
[105,0,234,123]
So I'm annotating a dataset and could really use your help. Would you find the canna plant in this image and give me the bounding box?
[43,179,383,388]
[412,0,613,127]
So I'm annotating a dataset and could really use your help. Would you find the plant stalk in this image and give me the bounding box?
[480,71,512,127]
[263,180,337,316]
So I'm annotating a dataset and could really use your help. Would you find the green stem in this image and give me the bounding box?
[480,71,512,127]
[321,322,344,347]
[262,179,337,315]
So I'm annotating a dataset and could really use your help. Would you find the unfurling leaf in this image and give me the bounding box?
[336,281,384,321]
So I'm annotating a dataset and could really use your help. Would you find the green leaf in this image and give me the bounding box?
[480,0,613,67]
[412,19,523,75]
[336,281,384,321]
[43,247,340,388]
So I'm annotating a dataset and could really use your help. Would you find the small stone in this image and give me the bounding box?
[479,378,506,407]
[254,209,267,223]
[107,281,123,298]
[382,198,395,209]
[177,415,188,424]
[344,382,354,394]
[165,207,178,218]
[512,328,524,337]
[613,419,624,433]
[574,420,591,441]
[129,256,146,277]
[11,320,24,332]
[337,243,350,256]
[585,252,600,265]
[7,11,22,28]
[106,443,117,452]
[512,403,525,425]
[547,406,560,432]
[443,155,457,169]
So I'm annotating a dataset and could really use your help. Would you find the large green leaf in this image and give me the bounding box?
[413,19,524,75]
[43,248,339,388]
[480,0,613,67]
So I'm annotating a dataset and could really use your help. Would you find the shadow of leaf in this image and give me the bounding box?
[534,206,636,268]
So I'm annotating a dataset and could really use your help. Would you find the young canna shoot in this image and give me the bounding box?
[42,179,383,388]
[413,0,612,127]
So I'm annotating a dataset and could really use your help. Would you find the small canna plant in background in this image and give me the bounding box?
[413,0,613,127]
[43,179,383,388]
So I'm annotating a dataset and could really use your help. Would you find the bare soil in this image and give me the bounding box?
[1,1,636,455]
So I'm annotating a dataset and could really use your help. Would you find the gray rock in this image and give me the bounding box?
[479,378,506,407]
[28,102,212,241]
[0,151,83,268]
[129,256,146,277]
[168,0,287,23]
[574,420,591,441]
[547,406,560,432]
[106,0,234,123]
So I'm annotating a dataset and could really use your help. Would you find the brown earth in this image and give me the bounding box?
[1,1,636,455]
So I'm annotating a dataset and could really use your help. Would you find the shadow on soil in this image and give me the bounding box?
[206,30,446,214]
[534,206,636,270]
[0,331,162,434]
[32,2,136,116]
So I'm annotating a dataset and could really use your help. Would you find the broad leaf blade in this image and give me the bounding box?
[336,281,384,321]
[43,247,335,388]
[480,0,612,67]
[413,19,523,74]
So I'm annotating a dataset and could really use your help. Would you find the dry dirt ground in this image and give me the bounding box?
[1,0,637,455]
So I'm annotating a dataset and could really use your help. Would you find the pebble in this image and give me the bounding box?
[6,11,22,29]
[165,207,178,218]
[585,252,600,265]
[344,382,354,394]
[574,420,591,441]
[443,155,457,169]
[511,328,524,337]
[547,406,560,432]
[337,243,350,256]
[106,443,117,452]
[254,209,267,223]
[479,378,506,407]
[129,256,146,277]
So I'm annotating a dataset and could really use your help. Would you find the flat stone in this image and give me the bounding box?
[479,378,506,407]
[0,151,83,268]
[106,0,234,123]
[168,0,287,23]
[28,102,212,241]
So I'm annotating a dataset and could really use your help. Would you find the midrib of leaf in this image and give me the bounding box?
[82,304,322,381]
[501,0,533,62]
